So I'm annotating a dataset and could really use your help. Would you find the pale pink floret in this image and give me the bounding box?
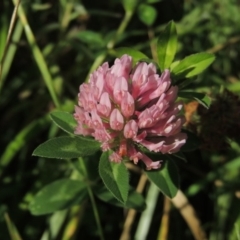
[131,62,156,99]
[113,77,128,104]
[110,54,132,79]
[97,92,112,117]
[92,128,111,142]
[121,92,135,118]
[110,109,124,131]
[124,120,138,139]
[110,152,122,163]
[74,54,187,170]
[136,70,171,107]
[130,151,162,170]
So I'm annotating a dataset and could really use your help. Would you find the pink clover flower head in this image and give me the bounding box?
[74,54,187,170]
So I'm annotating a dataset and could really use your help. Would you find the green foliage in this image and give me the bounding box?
[95,185,146,211]
[157,21,178,71]
[186,155,240,196]
[29,179,88,215]
[113,47,149,65]
[0,116,49,172]
[137,4,157,26]
[171,53,215,79]
[179,91,211,108]
[145,158,179,198]
[99,151,129,204]
[77,31,105,48]
[0,11,8,60]
[1,0,240,239]
[33,136,100,159]
[50,111,77,135]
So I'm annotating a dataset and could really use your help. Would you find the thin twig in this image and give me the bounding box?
[4,212,22,240]
[171,190,207,240]
[79,158,105,240]
[125,162,142,174]
[62,205,86,240]
[85,10,134,82]
[0,0,21,90]
[207,35,240,54]
[12,0,61,108]
[120,173,148,240]
[148,28,158,62]
[134,182,160,239]
[157,197,171,240]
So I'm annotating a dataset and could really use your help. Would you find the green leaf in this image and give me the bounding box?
[157,21,178,71]
[125,189,146,211]
[71,155,100,182]
[145,158,179,198]
[172,52,215,78]
[33,136,100,159]
[227,82,240,93]
[137,4,157,26]
[113,47,149,65]
[175,78,194,90]
[99,151,129,204]
[179,91,211,109]
[95,185,146,211]
[181,130,201,152]
[77,30,104,48]
[29,179,88,215]
[50,111,77,134]
[170,60,180,70]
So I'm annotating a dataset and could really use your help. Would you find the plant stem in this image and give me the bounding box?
[85,10,134,82]
[0,19,23,89]
[134,181,160,240]
[12,0,61,108]
[0,115,49,177]
[0,0,20,93]
[4,212,22,240]
[60,0,74,31]
[148,27,158,62]
[79,158,105,240]
[85,53,107,82]
[120,173,147,240]
[171,190,207,240]
[107,10,133,50]
[157,197,171,240]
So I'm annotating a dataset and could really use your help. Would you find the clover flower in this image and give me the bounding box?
[74,55,187,170]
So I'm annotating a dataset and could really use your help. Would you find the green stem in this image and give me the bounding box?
[60,1,74,31]
[107,10,133,50]
[0,19,23,90]
[0,115,49,177]
[4,212,23,240]
[85,53,107,82]
[12,0,61,108]
[84,10,134,82]
[0,0,20,94]
[79,158,105,240]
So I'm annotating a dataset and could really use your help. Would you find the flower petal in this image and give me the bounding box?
[110,108,124,131]
[121,92,135,118]
[124,120,138,139]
